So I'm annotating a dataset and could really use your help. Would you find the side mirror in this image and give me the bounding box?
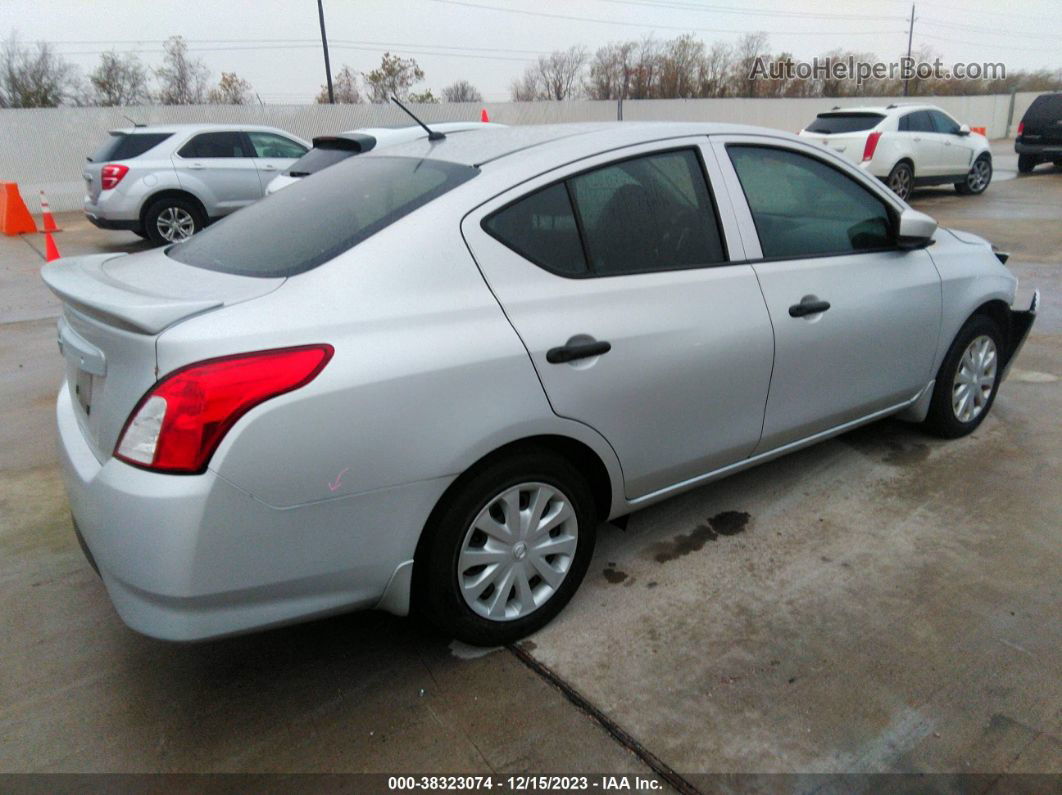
[896,207,937,250]
[957,123,971,136]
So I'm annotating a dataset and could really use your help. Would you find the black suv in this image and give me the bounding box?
[1015,93,1062,173]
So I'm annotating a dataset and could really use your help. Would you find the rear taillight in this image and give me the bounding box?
[115,345,334,474]
[862,131,882,162]
[1017,121,1024,137]
[100,163,129,190]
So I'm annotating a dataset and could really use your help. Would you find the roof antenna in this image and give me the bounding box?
[391,95,445,141]
[122,114,146,128]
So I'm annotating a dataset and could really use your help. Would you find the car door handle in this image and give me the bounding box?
[546,340,611,364]
[789,299,831,317]
[188,162,205,170]
[262,164,277,170]
[913,136,922,142]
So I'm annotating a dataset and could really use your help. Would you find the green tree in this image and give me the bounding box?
[363,52,425,103]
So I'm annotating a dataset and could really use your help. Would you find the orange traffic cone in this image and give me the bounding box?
[481,108,489,123]
[0,182,38,236]
[39,190,61,232]
[44,230,61,262]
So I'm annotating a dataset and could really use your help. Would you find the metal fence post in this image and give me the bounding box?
[617,98,623,121]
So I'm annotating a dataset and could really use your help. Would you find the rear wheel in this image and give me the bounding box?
[923,315,1004,438]
[886,162,913,201]
[415,449,597,646]
[1017,154,1038,174]
[955,155,992,195]
[144,197,204,246]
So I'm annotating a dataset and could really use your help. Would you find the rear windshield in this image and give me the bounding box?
[89,132,172,162]
[286,146,357,177]
[167,156,478,277]
[1024,94,1062,120]
[804,113,885,134]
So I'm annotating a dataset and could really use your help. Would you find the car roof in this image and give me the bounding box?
[362,121,774,169]
[106,123,299,135]
[818,104,943,116]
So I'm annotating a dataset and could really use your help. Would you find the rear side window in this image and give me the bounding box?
[902,111,935,133]
[1024,94,1062,120]
[728,145,894,259]
[89,132,172,162]
[484,148,725,278]
[167,156,478,277]
[286,147,358,177]
[178,132,249,158]
[804,113,884,134]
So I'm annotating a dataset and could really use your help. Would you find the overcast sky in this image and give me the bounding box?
[1,0,1058,102]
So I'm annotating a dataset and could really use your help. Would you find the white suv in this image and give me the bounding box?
[83,124,310,245]
[799,104,992,200]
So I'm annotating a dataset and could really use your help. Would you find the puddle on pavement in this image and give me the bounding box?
[648,510,751,563]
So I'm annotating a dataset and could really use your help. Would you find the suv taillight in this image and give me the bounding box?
[1017,121,1024,137]
[862,132,882,162]
[100,163,129,190]
[115,345,334,473]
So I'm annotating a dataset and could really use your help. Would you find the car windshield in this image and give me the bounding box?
[89,132,172,162]
[805,113,885,134]
[286,146,357,177]
[167,156,478,277]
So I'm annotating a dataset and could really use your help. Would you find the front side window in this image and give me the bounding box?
[167,156,478,277]
[728,145,894,259]
[248,132,308,159]
[178,132,249,159]
[484,148,726,278]
[928,110,960,135]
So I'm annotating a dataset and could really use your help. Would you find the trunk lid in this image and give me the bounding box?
[42,251,284,461]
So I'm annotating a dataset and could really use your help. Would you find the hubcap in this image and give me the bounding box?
[458,482,578,622]
[156,206,196,242]
[889,167,911,199]
[952,335,997,423]
[967,159,991,192]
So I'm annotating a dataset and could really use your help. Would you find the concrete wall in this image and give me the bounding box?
[1,93,1038,213]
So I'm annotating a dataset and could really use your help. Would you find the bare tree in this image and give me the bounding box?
[89,50,150,106]
[697,42,732,97]
[0,33,78,107]
[155,35,210,104]
[658,34,704,99]
[537,46,588,100]
[316,65,362,103]
[509,70,540,101]
[586,41,639,100]
[729,32,770,97]
[407,89,439,103]
[363,52,425,103]
[442,79,483,103]
[208,72,252,104]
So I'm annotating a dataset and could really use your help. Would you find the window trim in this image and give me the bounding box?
[174,130,255,160]
[480,145,732,280]
[723,141,902,262]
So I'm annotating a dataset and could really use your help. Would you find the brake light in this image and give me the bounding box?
[115,345,334,473]
[100,163,129,190]
[862,132,882,162]
[1017,121,1024,137]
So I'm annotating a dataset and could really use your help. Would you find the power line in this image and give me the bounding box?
[587,0,901,22]
[919,18,1059,39]
[424,0,903,36]
[916,31,1060,54]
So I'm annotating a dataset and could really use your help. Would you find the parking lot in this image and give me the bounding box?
[1,139,1059,782]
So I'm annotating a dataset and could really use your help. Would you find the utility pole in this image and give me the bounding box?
[904,3,915,97]
[317,0,335,103]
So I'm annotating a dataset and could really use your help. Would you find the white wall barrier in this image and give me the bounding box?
[0,93,1037,213]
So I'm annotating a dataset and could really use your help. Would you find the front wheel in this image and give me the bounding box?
[923,315,1004,438]
[1017,154,1038,174]
[886,162,914,201]
[415,449,597,646]
[955,155,992,195]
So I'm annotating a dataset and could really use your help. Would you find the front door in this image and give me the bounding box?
[246,131,309,190]
[462,141,775,499]
[715,137,942,451]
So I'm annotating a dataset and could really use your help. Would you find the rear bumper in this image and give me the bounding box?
[1001,290,1039,382]
[1014,140,1062,156]
[84,213,141,232]
[55,384,434,641]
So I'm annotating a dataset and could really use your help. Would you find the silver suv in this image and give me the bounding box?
[83,124,309,245]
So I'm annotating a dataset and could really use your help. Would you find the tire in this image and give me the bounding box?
[132,228,149,240]
[1017,154,1038,174]
[415,448,598,646]
[143,197,204,246]
[886,161,914,201]
[955,155,992,195]
[923,315,1004,439]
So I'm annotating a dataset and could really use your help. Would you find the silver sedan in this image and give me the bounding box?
[43,122,1038,645]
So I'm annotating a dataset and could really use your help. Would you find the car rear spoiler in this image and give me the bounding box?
[312,133,377,153]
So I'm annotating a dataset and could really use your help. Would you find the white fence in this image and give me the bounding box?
[1,93,1038,213]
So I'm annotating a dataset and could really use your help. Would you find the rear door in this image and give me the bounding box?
[713,136,941,451]
[901,111,944,177]
[245,131,309,187]
[172,130,262,214]
[462,140,775,500]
